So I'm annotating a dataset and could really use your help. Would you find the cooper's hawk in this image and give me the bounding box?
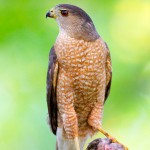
[46,4,127,150]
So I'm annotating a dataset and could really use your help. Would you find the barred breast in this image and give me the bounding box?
[55,32,108,137]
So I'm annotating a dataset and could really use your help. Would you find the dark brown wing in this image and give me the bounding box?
[46,46,59,135]
[104,43,112,103]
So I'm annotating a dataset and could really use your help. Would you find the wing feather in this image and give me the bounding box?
[104,43,112,103]
[46,46,58,135]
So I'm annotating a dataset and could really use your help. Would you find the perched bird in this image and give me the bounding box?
[46,4,127,150]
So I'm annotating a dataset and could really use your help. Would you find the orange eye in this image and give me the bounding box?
[60,10,69,16]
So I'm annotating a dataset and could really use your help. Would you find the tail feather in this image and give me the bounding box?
[56,127,89,150]
[56,141,58,150]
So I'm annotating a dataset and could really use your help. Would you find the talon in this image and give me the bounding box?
[123,146,128,150]
[98,127,128,150]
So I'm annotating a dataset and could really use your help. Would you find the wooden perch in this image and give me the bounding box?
[86,138,126,150]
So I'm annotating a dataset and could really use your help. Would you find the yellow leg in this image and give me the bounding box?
[74,136,80,150]
[98,127,128,150]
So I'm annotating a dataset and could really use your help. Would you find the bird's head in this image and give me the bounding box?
[46,4,99,41]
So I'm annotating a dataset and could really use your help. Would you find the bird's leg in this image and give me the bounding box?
[74,136,80,150]
[61,107,80,150]
[98,127,128,150]
[61,111,80,150]
[88,101,128,150]
[57,74,81,150]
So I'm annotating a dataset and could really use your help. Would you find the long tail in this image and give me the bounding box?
[56,127,88,150]
[56,141,58,150]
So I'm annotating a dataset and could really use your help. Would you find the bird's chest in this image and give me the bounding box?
[55,36,107,105]
[54,36,106,73]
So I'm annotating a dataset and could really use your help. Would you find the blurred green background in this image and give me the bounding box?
[0,0,150,150]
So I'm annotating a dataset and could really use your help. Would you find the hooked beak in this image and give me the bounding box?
[46,9,57,19]
[46,11,51,18]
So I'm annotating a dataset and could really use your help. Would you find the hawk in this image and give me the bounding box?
[46,4,127,150]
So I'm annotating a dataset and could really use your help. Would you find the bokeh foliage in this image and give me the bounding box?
[0,0,150,150]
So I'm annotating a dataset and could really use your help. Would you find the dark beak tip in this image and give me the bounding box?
[46,11,50,18]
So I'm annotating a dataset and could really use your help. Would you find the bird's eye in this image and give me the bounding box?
[60,10,69,16]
